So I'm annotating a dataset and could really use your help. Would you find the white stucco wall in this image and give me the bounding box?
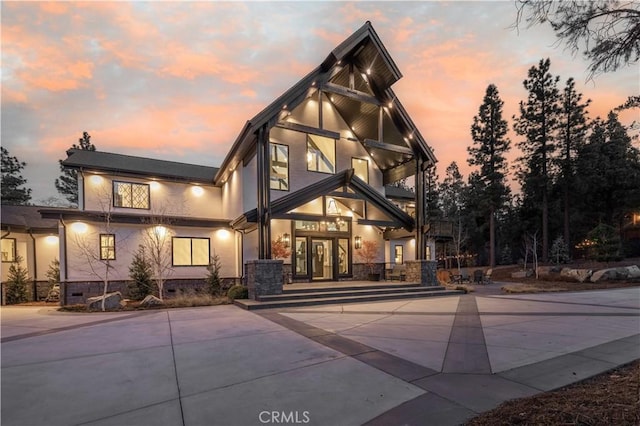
[82,174,222,219]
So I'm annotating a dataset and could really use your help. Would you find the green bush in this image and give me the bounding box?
[6,256,29,304]
[128,246,154,300]
[587,224,622,261]
[227,284,248,300]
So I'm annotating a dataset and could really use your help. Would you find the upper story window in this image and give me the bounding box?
[100,234,116,260]
[352,157,368,183]
[270,143,289,191]
[307,135,335,174]
[113,181,150,209]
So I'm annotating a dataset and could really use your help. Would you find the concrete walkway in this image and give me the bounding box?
[1,286,639,426]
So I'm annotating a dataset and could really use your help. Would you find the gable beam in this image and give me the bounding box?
[363,139,413,155]
[275,122,340,140]
[321,82,380,106]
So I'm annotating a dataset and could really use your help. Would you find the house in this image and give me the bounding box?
[2,22,439,304]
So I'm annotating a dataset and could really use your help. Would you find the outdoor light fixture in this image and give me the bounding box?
[282,233,290,248]
[45,235,59,245]
[71,222,88,234]
[90,175,103,185]
[355,236,362,250]
[191,186,204,197]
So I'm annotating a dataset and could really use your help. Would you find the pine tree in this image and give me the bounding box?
[6,256,29,304]
[468,84,512,267]
[128,246,154,300]
[1,147,32,205]
[440,162,467,271]
[556,78,590,254]
[205,253,223,296]
[55,132,96,205]
[514,58,561,262]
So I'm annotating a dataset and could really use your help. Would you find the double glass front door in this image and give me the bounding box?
[294,237,350,281]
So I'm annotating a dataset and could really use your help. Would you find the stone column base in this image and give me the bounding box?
[406,260,438,286]
[245,260,284,300]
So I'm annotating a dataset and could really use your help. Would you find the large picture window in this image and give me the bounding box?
[270,143,289,190]
[307,134,335,174]
[172,237,210,266]
[100,234,116,260]
[352,158,368,183]
[113,181,150,209]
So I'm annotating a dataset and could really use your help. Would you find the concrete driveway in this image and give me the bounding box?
[2,287,638,426]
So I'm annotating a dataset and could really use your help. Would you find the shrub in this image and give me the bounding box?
[205,253,222,296]
[549,236,570,265]
[45,259,60,288]
[6,256,29,304]
[586,224,622,261]
[128,246,154,300]
[227,284,248,300]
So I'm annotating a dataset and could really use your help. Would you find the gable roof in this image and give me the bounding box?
[231,169,414,231]
[1,205,60,233]
[215,21,436,186]
[62,149,218,184]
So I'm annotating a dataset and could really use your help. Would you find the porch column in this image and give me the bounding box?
[256,125,272,259]
[415,157,426,260]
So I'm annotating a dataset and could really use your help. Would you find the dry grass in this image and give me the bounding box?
[57,293,230,312]
[466,360,640,426]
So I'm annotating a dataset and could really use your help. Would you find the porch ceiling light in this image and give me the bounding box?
[90,175,103,185]
[45,235,59,245]
[150,181,161,190]
[355,235,362,250]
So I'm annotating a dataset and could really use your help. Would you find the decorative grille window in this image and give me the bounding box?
[113,181,150,209]
[100,234,116,260]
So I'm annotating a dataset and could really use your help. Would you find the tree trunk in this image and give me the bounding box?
[489,206,496,267]
[563,182,570,257]
[542,190,549,263]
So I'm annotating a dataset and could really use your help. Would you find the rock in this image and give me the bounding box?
[536,266,555,277]
[87,292,123,310]
[139,294,164,307]
[591,265,640,282]
[560,268,592,283]
[511,270,533,279]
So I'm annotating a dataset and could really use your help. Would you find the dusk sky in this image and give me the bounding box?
[2,1,638,203]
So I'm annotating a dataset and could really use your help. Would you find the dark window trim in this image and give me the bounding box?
[270,142,290,192]
[1,238,17,263]
[306,134,336,175]
[351,157,369,184]
[99,233,116,261]
[171,236,210,267]
[112,180,151,210]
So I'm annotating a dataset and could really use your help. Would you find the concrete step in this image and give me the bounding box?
[259,285,446,301]
[282,283,422,294]
[234,289,463,310]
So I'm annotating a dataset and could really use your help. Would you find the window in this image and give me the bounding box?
[100,234,115,260]
[113,181,150,209]
[352,158,368,183]
[172,237,210,266]
[294,237,307,276]
[1,238,16,262]
[394,245,404,264]
[270,143,289,190]
[307,134,335,174]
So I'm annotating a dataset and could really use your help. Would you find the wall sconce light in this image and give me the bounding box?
[191,186,204,197]
[355,235,362,250]
[282,233,290,248]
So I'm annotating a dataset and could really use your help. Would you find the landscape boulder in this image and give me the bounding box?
[511,270,533,279]
[590,265,640,282]
[139,294,164,307]
[86,292,123,310]
[560,268,592,283]
[536,266,559,278]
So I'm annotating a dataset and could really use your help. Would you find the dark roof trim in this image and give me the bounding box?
[39,209,231,229]
[232,169,414,231]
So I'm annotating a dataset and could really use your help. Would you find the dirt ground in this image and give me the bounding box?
[466,360,640,426]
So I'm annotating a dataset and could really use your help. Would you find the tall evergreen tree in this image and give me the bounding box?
[425,164,441,219]
[1,147,32,205]
[556,78,591,253]
[514,58,561,262]
[468,84,511,266]
[55,131,96,205]
[575,112,640,234]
